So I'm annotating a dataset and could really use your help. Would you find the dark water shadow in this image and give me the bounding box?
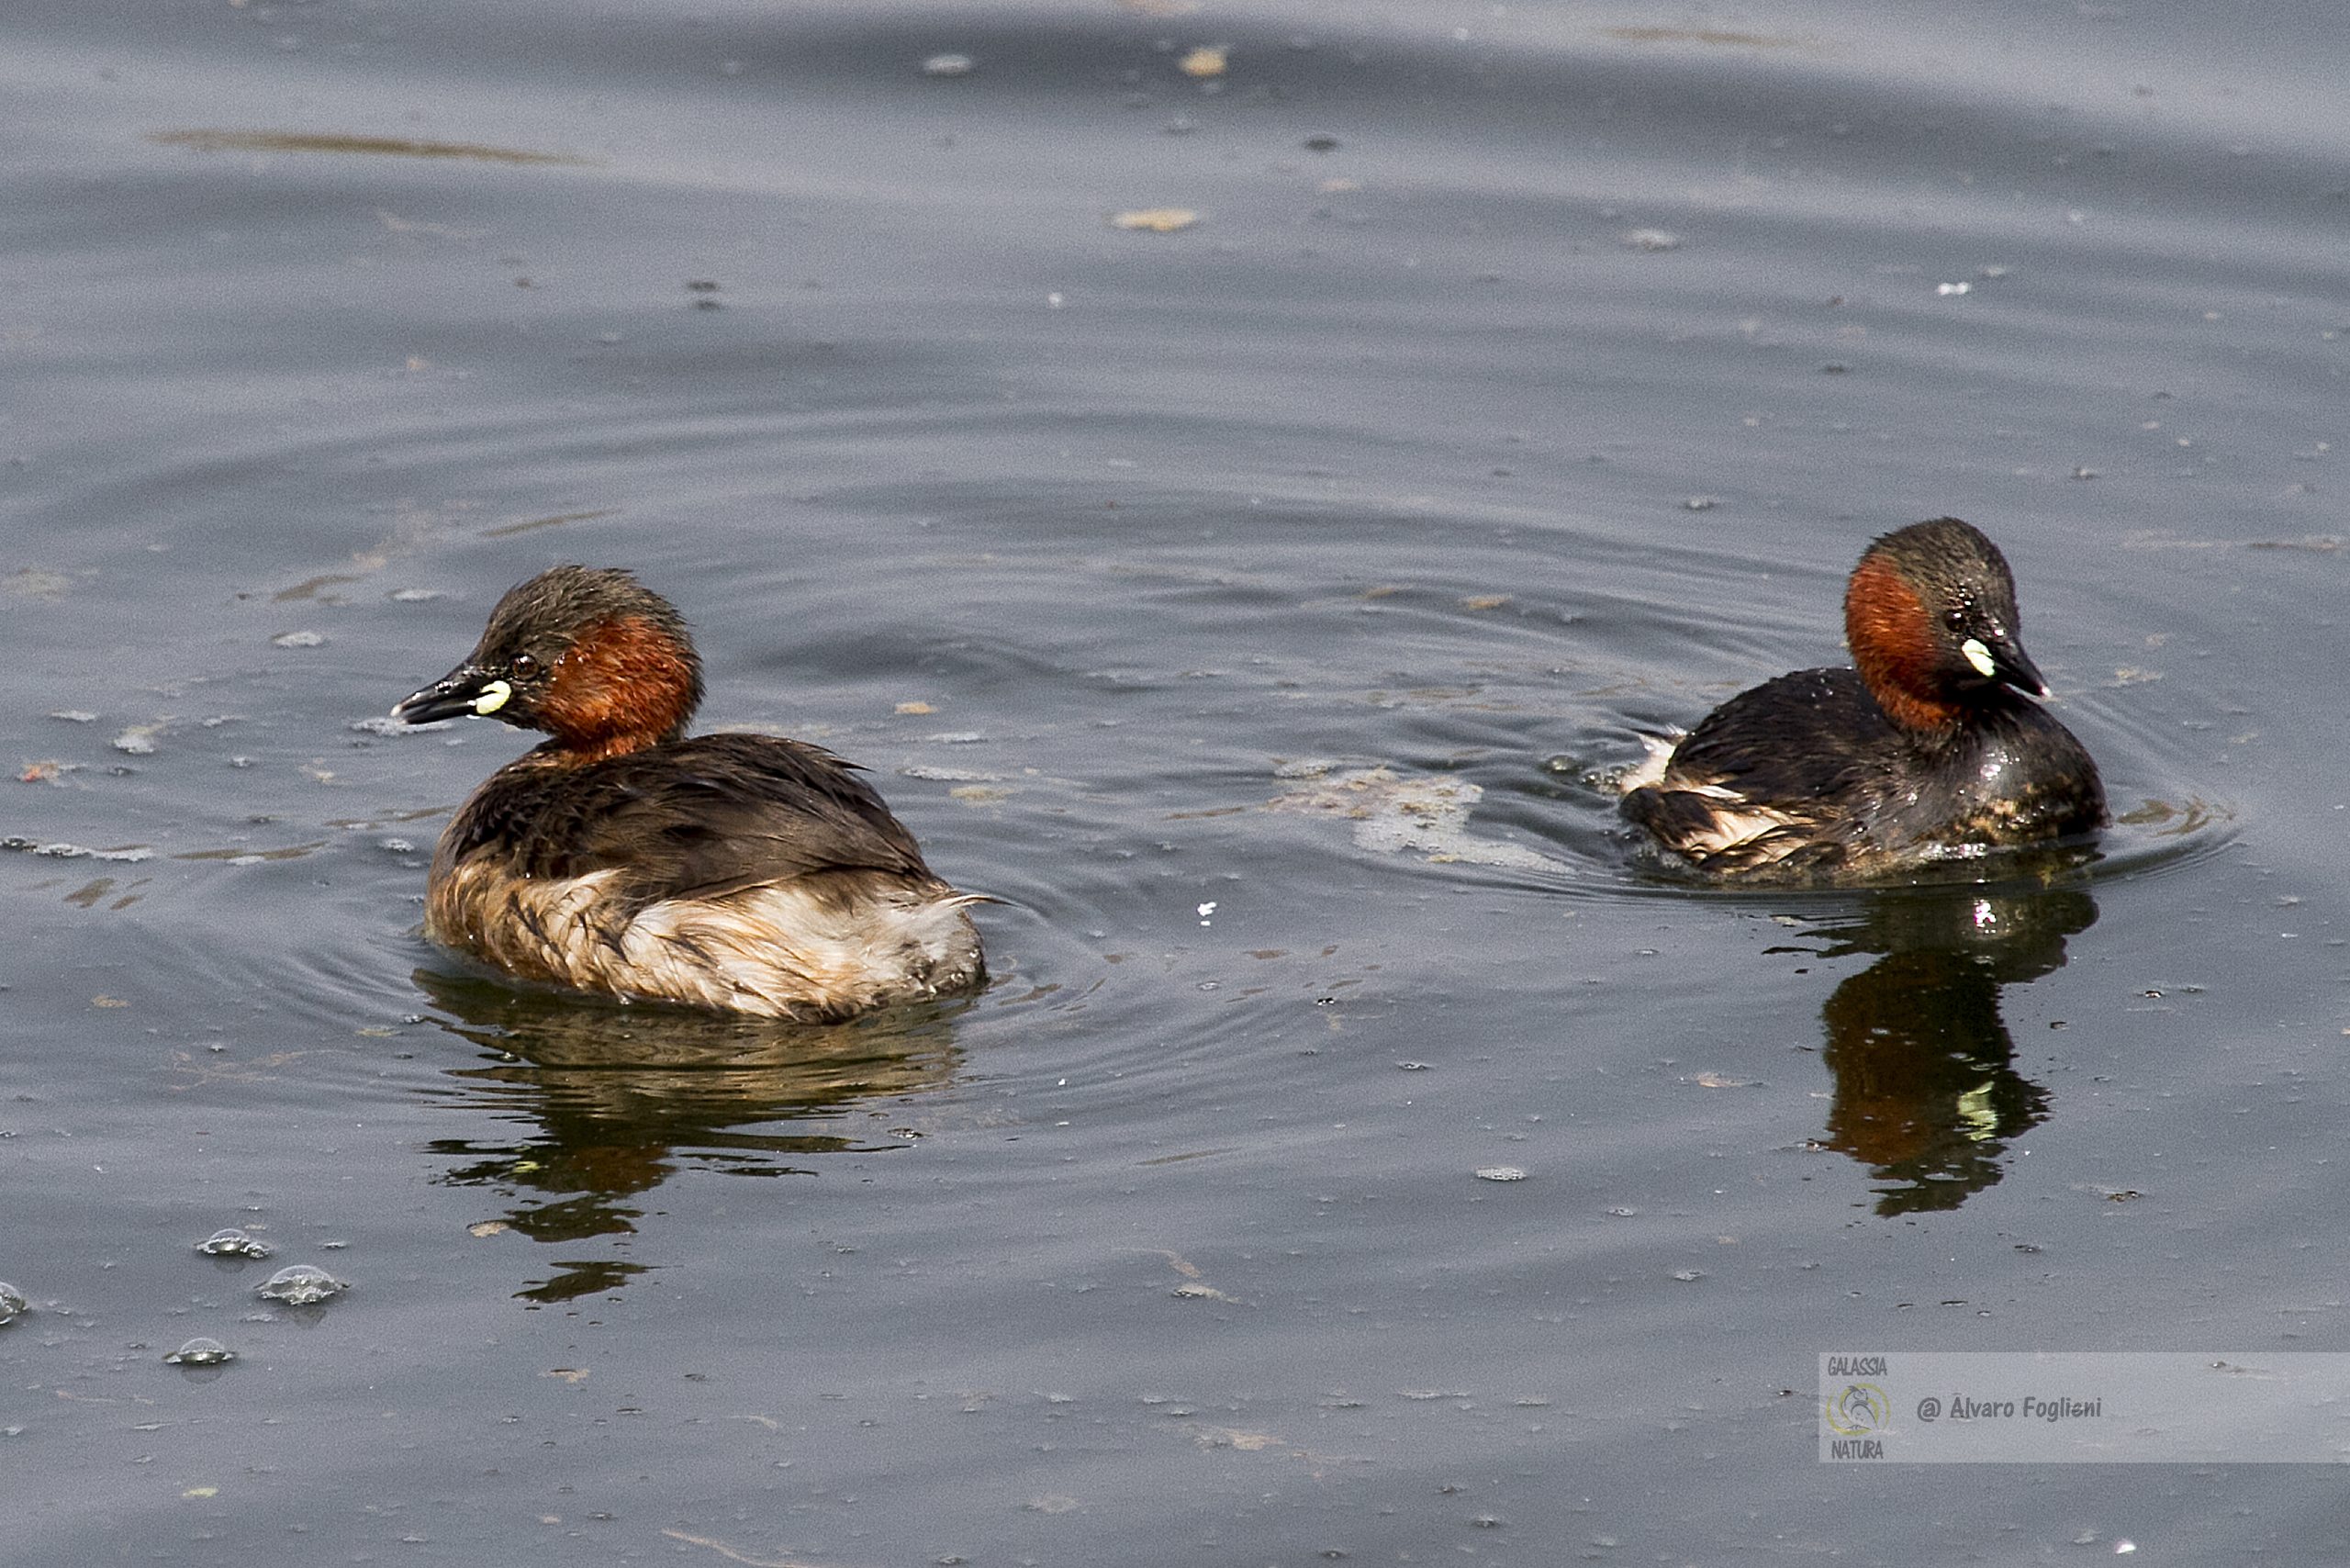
[1771,880,2098,1216]
[409,969,968,1303]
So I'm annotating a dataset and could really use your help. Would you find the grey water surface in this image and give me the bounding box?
[6,0,2348,1561]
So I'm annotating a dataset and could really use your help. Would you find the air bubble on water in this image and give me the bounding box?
[165,1338,234,1366]
[196,1228,273,1259]
[258,1264,349,1305]
[0,1282,27,1326]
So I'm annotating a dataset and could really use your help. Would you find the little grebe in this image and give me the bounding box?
[1619,518,2105,881]
[392,566,986,1017]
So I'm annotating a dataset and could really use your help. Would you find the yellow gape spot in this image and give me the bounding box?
[1960,638,1997,678]
[473,679,513,715]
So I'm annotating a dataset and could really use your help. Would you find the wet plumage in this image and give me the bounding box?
[1619,518,2105,882]
[394,566,985,1017]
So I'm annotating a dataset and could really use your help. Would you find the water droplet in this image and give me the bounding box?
[165,1337,234,1366]
[196,1227,274,1259]
[257,1264,349,1305]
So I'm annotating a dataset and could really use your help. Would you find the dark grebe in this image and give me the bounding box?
[1620,518,2105,881]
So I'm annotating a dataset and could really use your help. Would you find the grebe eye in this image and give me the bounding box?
[512,653,540,678]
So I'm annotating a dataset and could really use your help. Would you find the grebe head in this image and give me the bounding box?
[1842,517,2049,734]
[392,565,705,756]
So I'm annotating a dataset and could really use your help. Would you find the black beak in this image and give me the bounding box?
[392,663,508,725]
[1976,631,2050,700]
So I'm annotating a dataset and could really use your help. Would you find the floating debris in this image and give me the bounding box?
[1178,45,1229,78]
[1600,25,1801,48]
[5,568,72,599]
[271,630,327,648]
[196,1227,274,1259]
[165,1337,234,1366]
[150,129,588,165]
[1111,207,1201,233]
[112,724,163,756]
[1936,280,1972,297]
[1304,134,1340,152]
[1171,1281,1236,1301]
[387,587,443,602]
[921,52,976,78]
[1265,764,1558,869]
[1620,228,1683,252]
[257,1264,349,1305]
[48,711,97,723]
[899,765,1003,782]
[1,838,155,862]
[350,713,452,736]
[1475,1166,1529,1182]
[0,1282,25,1327]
